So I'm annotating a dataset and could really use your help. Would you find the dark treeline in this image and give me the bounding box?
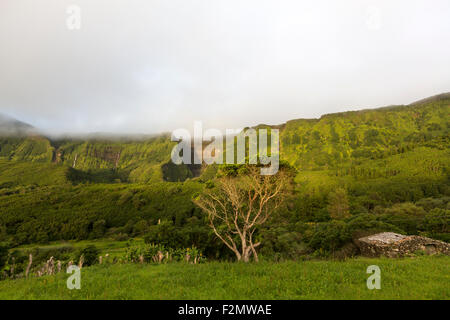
[0,172,448,260]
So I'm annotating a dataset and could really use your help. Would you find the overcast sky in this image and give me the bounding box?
[0,0,449,135]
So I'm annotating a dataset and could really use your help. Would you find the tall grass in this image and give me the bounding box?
[0,256,448,300]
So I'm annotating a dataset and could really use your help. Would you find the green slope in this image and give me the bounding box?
[0,160,70,188]
[0,134,192,183]
[280,97,449,170]
[1,94,448,183]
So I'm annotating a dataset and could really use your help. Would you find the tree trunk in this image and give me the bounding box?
[25,254,32,278]
[241,242,253,263]
[250,245,259,262]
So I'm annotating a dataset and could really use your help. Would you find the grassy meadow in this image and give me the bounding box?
[0,256,448,300]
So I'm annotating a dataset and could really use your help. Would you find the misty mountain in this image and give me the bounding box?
[0,92,448,184]
[0,113,35,136]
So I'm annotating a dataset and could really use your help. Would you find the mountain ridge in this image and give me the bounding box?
[0,113,35,136]
[0,92,448,183]
[1,92,449,138]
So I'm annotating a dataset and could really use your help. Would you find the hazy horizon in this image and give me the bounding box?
[1,91,449,138]
[1,0,450,135]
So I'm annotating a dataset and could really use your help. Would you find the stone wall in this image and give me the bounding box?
[355,232,450,258]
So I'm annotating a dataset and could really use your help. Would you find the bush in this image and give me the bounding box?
[420,208,449,235]
[345,214,404,241]
[133,220,149,236]
[0,244,9,269]
[304,214,404,255]
[259,225,308,260]
[415,197,449,211]
[124,244,204,264]
[75,245,100,266]
[379,203,426,234]
[29,245,74,266]
[92,220,106,238]
[305,220,351,253]
[144,220,179,247]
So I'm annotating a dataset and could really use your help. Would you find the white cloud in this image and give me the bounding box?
[0,0,449,134]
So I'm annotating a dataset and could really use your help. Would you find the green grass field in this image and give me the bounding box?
[0,256,448,300]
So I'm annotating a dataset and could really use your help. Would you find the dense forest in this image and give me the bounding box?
[0,94,449,261]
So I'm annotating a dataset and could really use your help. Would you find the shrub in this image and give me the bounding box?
[259,225,307,260]
[415,197,447,211]
[92,220,106,238]
[420,208,449,235]
[144,220,178,247]
[327,188,350,219]
[304,214,404,255]
[305,220,351,253]
[345,214,404,241]
[133,220,149,236]
[0,244,9,269]
[123,244,204,264]
[75,245,100,266]
[29,245,74,266]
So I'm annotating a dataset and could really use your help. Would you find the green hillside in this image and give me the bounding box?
[0,134,192,183]
[1,95,448,184]
[0,94,449,258]
[280,97,449,170]
[0,160,70,188]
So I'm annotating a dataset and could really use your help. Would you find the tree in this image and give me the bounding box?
[133,219,149,236]
[0,224,7,242]
[0,244,9,269]
[327,187,350,219]
[194,166,292,262]
[144,220,178,248]
[92,220,106,238]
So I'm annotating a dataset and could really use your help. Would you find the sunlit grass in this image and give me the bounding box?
[0,255,448,300]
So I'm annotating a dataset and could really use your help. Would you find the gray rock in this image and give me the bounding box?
[355,232,450,258]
